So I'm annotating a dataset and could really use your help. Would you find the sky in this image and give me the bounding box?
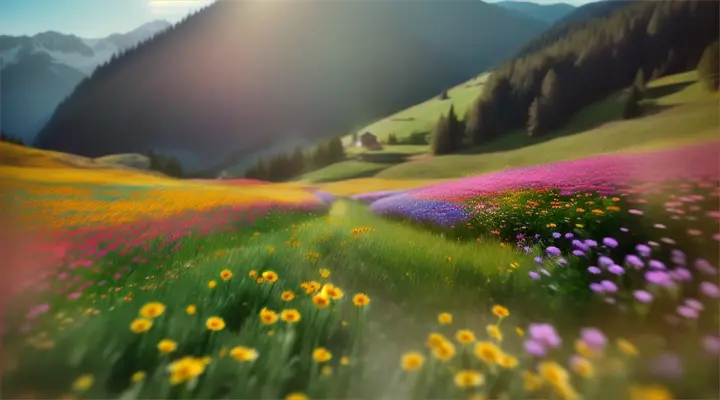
[0,0,596,38]
[0,0,215,38]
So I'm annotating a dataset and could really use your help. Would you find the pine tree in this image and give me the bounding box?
[326,137,345,163]
[465,98,495,146]
[388,133,398,145]
[622,85,642,119]
[697,41,720,91]
[438,89,449,100]
[527,97,545,137]
[291,147,305,174]
[634,69,646,94]
[431,115,452,155]
[446,105,462,149]
[539,69,561,127]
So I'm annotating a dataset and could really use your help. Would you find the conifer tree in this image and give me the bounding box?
[431,115,452,155]
[622,84,642,119]
[697,41,720,91]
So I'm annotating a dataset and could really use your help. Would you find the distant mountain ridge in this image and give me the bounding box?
[0,20,171,142]
[34,0,549,172]
[495,1,575,24]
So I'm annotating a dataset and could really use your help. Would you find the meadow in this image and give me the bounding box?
[2,132,719,400]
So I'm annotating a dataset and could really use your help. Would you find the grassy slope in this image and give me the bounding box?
[344,73,489,144]
[375,71,720,179]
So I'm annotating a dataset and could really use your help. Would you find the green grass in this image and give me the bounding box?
[299,161,391,183]
[344,73,489,143]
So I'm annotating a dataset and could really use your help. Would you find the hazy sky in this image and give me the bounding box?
[0,0,596,38]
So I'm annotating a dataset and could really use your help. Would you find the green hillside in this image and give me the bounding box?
[305,70,718,183]
[345,73,489,143]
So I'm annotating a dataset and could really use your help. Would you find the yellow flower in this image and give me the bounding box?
[553,382,580,400]
[249,270,257,278]
[281,290,295,301]
[256,278,264,284]
[285,393,309,400]
[259,308,279,325]
[492,305,509,318]
[130,318,153,333]
[208,280,217,289]
[570,356,594,378]
[72,374,94,391]
[206,316,226,331]
[427,333,448,349]
[498,353,519,369]
[628,384,673,400]
[131,371,146,382]
[352,293,370,307]
[321,365,332,376]
[575,339,601,358]
[400,352,425,371]
[312,293,330,308]
[516,327,525,337]
[438,312,453,325]
[158,339,178,353]
[312,347,332,363]
[486,324,503,342]
[220,269,232,280]
[537,361,570,387]
[139,302,166,318]
[262,271,278,283]
[453,370,485,388]
[617,338,639,357]
[319,268,331,278]
[340,356,350,366]
[431,341,456,362]
[474,341,502,365]
[280,309,301,323]
[167,356,206,385]
[522,370,544,392]
[321,284,344,300]
[230,346,259,362]
[455,329,476,344]
[186,304,196,315]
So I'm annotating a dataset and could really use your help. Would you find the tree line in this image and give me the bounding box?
[244,137,345,182]
[0,132,26,146]
[430,0,718,155]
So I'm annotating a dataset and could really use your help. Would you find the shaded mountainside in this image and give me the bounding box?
[34,0,548,171]
[495,1,575,24]
[0,21,171,143]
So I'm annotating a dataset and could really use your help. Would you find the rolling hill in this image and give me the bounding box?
[33,0,549,172]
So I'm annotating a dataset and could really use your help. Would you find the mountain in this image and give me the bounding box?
[494,1,575,24]
[0,20,171,143]
[34,0,549,172]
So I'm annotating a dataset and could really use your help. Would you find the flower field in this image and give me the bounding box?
[2,141,720,400]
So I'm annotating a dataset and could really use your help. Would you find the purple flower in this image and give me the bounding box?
[694,259,717,275]
[552,232,561,239]
[523,246,532,253]
[529,271,541,280]
[590,283,605,293]
[584,239,598,247]
[524,339,547,357]
[635,244,651,257]
[580,328,607,351]
[600,280,617,293]
[648,260,666,270]
[603,237,619,248]
[534,257,543,264]
[634,290,653,303]
[565,233,574,239]
[625,255,644,268]
[700,282,720,299]
[572,239,583,248]
[702,336,720,355]
[645,271,674,287]
[651,353,683,379]
[528,323,562,348]
[587,266,601,274]
[669,268,692,282]
[620,227,629,232]
[608,265,625,275]
[557,258,568,266]
[677,305,699,319]
[67,292,82,300]
[572,250,585,257]
[546,246,561,257]
[684,298,704,311]
[598,256,614,268]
